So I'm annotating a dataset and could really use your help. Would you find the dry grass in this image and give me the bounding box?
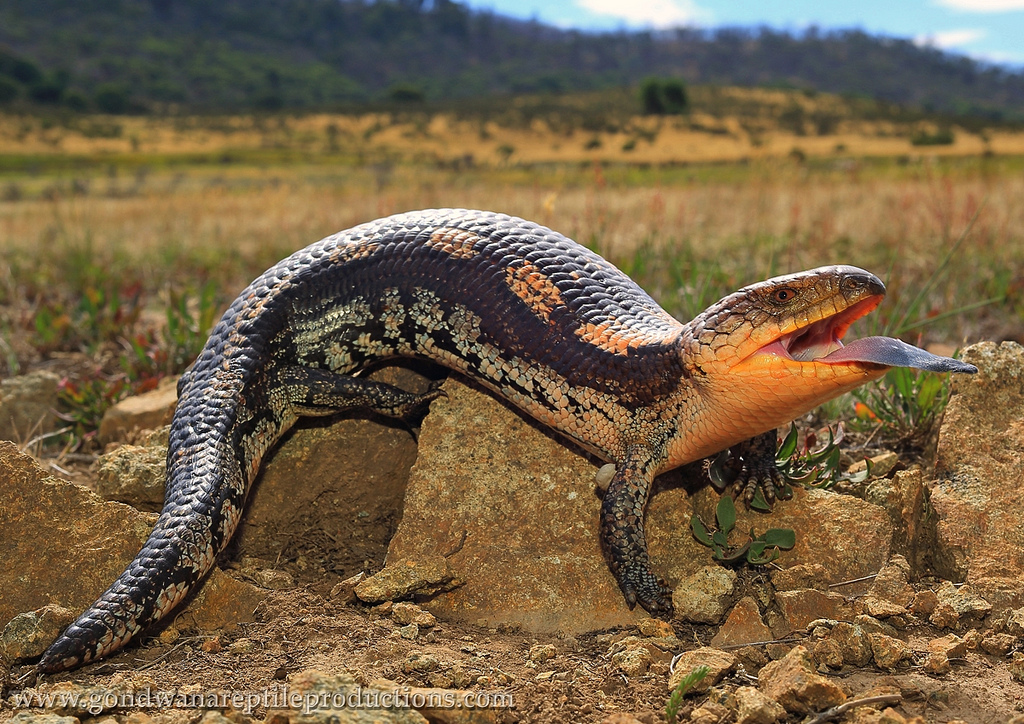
[2,156,1021,345]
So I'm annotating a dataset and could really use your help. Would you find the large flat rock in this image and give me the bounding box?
[0,441,155,627]
[385,378,646,634]
[383,376,891,634]
[932,341,1024,610]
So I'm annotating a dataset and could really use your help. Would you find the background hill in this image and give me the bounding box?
[1,0,1024,118]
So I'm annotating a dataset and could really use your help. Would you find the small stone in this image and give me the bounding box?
[929,601,959,629]
[1010,652,1024,683]
[666,647,736,693]
[711,597,773,648]
[399,623,419,640]
[0,370,60,443]
[923,649,951,675]
[758,645,846,714]
[178,567,267,632]
[329,572,365,604]
[10,712,81,724]
[94,442,167,511]
[672,566,737,624]
[97,378,178,445]
[868,633,911,669]
[1,604,75,660]
[255,569,295,590]
[935,581,992,621]
[910,589,939,616]
[775,589,860,634]
[811,638,844,669]
[611,644,651,677]
[929,633,968,659]
[1004,607,1024,636]
[403,651,440,673]
[846,451,900,478]
[828,622,873,667]
[355,557,459,604]
[227,637,258,654]
[637,618,674,638]
[528,644,557,663]
[729,685,786,724]
[687,702,730,724]
[392,602,437,628]
[980,633,1017,656]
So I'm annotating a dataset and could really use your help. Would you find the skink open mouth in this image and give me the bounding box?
[753,294,977,374]
[757,296,882,364]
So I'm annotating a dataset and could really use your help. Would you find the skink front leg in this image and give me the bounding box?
[600,443,673,617]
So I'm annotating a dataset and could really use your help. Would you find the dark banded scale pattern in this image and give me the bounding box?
[39,209,899,674]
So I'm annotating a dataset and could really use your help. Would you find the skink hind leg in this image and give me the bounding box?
[600,444,674,617]
[277,365,445,421]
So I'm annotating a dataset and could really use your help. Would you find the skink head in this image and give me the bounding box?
[666,265,974,467]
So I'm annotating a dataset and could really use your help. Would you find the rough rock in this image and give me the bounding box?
[771,563,829,592]
[773,589,861,635]
[384,378,647,634]
[0,370,60,443]
[0,441,268,653]
[932,342,1024,609]
[1011,652,1024,683]
[265,670,428,724]
[386,375,896,635]
[862,556,915,618]
[172,567,268,633]
[868,632,911,669]
[392,602,437,628]
[0,441,155,627]
[711,597,773,648]
[933,580,992,622]
[94,438,167,511]
[0,605,75,660]
[729,686,786,724]
[97,376,178,444]
[666,647,736,693]
[757,645,846,714]
[8,714,78,724]
[828,622,873,667]
[355,557,460,603]
[865,470,931,571]
[672,566,737,624]
[690,484,891,593]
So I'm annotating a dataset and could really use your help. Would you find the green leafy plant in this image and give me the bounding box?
[665,665,710,724]
[774,423,845,491]
[852,366,951,441]
[691,496,796,565]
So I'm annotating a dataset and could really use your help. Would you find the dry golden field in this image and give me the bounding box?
[1,89,1023,384]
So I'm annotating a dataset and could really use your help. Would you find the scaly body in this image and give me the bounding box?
[38,209,974,674]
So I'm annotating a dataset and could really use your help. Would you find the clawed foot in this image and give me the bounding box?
[707,430,791,510]
[620,571,674,618]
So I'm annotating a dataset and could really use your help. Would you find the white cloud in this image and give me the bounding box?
[914,28,986,48]
[575,0,709,28]
[934,0,1024,11]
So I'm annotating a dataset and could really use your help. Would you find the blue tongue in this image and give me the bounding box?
[821,336,978,373]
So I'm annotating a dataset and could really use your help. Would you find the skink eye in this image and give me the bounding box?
[772,288,797,303]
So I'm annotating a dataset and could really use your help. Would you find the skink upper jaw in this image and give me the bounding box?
[683,265,888,376]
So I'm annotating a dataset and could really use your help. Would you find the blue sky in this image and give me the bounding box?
[462,0,1024,67]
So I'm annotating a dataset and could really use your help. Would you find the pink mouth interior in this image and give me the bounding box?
[754,297,977,374]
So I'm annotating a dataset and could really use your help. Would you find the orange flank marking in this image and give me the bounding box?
[505,261,566,323]
[427,227,483,259]
[575,319,668,354]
